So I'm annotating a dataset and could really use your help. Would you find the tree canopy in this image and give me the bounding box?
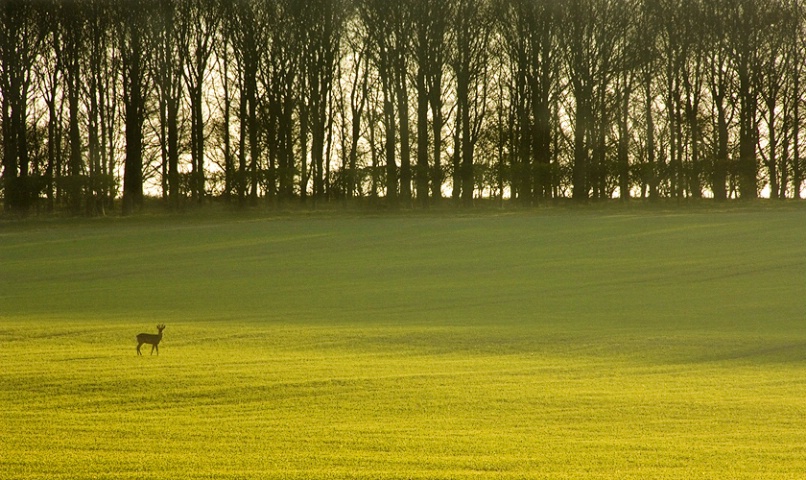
[1,0,804,214]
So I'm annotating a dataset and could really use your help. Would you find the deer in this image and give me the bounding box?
[136,324,166,356]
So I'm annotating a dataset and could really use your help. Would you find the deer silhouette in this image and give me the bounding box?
[136,324,165,356]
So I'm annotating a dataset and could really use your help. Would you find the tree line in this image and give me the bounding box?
[2,0,805,214]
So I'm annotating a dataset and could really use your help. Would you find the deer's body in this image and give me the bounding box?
[137,324,165,355]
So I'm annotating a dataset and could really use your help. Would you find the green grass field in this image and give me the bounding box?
[1,207,805,479]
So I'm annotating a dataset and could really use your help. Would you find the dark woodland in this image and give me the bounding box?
[2,0,805,214]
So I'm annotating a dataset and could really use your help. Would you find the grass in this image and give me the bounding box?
[1,207,805,479]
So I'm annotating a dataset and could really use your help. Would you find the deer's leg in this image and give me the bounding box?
[137,343,142,355]
[155,344,159,355]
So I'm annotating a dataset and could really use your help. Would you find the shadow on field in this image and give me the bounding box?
[684,341,806,365]
[357,328,806,367]
[269,326,806,366]
[627,334,806,365]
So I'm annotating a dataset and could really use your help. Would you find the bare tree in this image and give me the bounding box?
[152,0,188,208]
[84,0,118,214]
[791,0,804,198]
[756,1,794,199]
[499,0,562,204]
[1,0,45,212]
[297,0,347,202]
[341,13,371,199]
[451,0,493,206]
[731,0,763,199]
[119,0,154,214]
[226,0,264,205]
[636,0,661,200]
[703,0,734,200]
[7,0,806,212]
[411,0,450,206]
[359,0,408,205]
[36,4,64,212]
[562,0,623,201]
[184,0,220,204]
[55,1,86,213]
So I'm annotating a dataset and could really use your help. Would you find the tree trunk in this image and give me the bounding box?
[415,63,429,207]
[397,63,412,205]
[572,95,590,202]
[122,19,145,216]
[429,70,444,201]
[645,73,658,200]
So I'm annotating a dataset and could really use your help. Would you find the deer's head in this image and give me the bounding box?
[157,324,166,333]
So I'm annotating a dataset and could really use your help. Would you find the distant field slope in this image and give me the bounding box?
[1,210,804,479]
